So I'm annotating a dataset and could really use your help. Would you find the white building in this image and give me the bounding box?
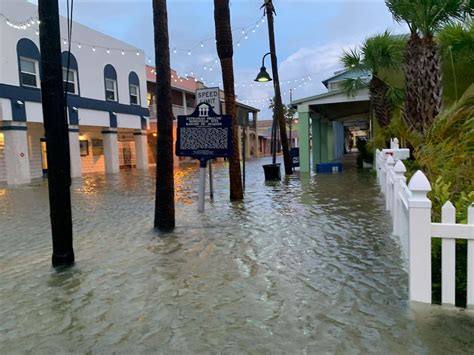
[0,1,149,185]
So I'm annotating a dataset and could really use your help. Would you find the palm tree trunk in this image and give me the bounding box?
[418,36,442,134]
[214,0,244,201]
[264,0,292,175]
[403,32,423,135]
[370,76,391,129]
[38,0,74,268]
[152,0,175,230]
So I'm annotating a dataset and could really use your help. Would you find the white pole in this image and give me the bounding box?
[209,160,214,200]
[198,160,207,212]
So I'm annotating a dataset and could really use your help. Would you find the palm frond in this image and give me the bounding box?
[341,77,368,97]
[339,48,365,71]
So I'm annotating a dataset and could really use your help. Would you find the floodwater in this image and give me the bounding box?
[1,156,473,354]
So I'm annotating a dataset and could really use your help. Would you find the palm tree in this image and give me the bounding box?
[152,0,175,230]
[385,0,468,135]
[340,31,406,129]
[214,0,244,200]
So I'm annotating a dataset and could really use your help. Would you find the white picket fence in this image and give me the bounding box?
[375,140,474,307]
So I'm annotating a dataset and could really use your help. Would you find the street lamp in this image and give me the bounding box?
[254,52,272,83]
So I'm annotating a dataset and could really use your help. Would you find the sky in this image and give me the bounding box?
[28,0,408,119]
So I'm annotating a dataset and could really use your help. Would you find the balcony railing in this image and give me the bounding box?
[148,105,192,120]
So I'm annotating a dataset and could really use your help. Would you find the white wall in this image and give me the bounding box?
[0,99,13,121]
[0,0,147,126]
[28,123,43,179]
[78,109,109,127]
[0,132,6,182]
[79,128,105,174]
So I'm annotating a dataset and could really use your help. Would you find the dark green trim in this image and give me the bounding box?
[0,125,28,131]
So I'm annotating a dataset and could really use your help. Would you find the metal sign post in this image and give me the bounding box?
[176,103,232,212]
[196,87,221,201]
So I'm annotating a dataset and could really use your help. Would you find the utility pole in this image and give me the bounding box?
[38,0,75,268]
[263,0,292,175]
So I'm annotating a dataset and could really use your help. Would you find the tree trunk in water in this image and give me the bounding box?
[418,36,442,134]
[214,0,244,201]
[38,0,75,268]
[265,0,292,175]
[369,76,392,129]
[152,0,175,230]
[403,32,423,135]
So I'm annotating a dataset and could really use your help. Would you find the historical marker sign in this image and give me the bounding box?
[196,87,221,115]
[176,102,232,160]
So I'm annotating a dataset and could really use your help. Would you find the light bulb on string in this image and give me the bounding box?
[244,35,248,40]
[121,50,125,55]
[200,42,204,48]
[173,48,177,54]
[136,51,140,56]
[35,30,39,35]
[106,48,110,54]
[92,46,96,52]
[188,50,191,56]
[63,39,67,45]
[237,42,240,47]
[77,43,81,49]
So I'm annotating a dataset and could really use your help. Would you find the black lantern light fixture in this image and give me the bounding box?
[254,52,273,82]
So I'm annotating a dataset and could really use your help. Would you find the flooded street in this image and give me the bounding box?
[1,157,473,354]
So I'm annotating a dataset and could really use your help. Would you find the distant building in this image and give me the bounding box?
[0,1,149,185]
[292,68,371,172]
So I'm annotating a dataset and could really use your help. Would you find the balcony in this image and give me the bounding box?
[148,105,193,120]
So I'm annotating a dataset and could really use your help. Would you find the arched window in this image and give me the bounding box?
[17,38,40,88]
[128,71,140,105]
[61,52,79,95]
[104,64,118,102]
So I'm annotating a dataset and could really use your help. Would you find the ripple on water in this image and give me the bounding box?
[1,157,473,353]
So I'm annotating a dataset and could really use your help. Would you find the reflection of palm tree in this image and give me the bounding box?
[385,0,469,135]
[340,31,406,129]
[152,0,175,229]
[214,0,243,200]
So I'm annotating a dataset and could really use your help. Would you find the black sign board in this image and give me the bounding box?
[176,103,232,162]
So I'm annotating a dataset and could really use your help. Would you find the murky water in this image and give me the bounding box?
[1,157,473,354]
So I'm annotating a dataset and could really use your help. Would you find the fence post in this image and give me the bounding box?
[385,155,395,212]
[408,170,432,303]
[393,137,399,149]
[381,154,387,194]
[441,201,456,306]
[393,160,406,236]
[468,204,474,308]
[375,149,381,183]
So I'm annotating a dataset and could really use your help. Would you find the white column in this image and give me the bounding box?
[69,126,81,178]
[182,91,187,115]
[3,123,31,185]
[245,127,251,159]
[237,127,242,158]
[102,129,119,174]
[134,130,149,170]
[407,170,432,304]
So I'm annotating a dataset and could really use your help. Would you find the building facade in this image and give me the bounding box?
[293,69,371,172]
[0,1,149,185]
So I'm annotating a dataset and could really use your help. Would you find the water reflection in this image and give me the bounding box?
[0,157,473,353]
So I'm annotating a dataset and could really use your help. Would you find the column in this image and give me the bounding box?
[237,126,242,158]
[297,108,310,173]
[253,112,259,157]
[245,128,251,159]
[182,91,187,115]
[134,130,149,170]
[311,114,321,168]
[102,129,119,173]
[69,125,81,178]
[327,121,334,162]
[2,122,31,185]
[320,120,328,163]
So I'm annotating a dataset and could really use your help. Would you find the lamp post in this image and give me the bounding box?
[255,0,292,180]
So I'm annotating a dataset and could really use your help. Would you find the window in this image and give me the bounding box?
[105,78,117,101]
[129,84,139,105]
[20,57,38,87]
[62,68,77,94]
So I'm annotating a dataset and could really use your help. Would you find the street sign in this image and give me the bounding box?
[176,102,232,213]
[196,87,221,115]
[176,102,232,160]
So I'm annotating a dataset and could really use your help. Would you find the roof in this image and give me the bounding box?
[321,68,370,88]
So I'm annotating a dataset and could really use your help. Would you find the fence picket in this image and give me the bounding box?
[468,205,474,308]
[441,201,456,306]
